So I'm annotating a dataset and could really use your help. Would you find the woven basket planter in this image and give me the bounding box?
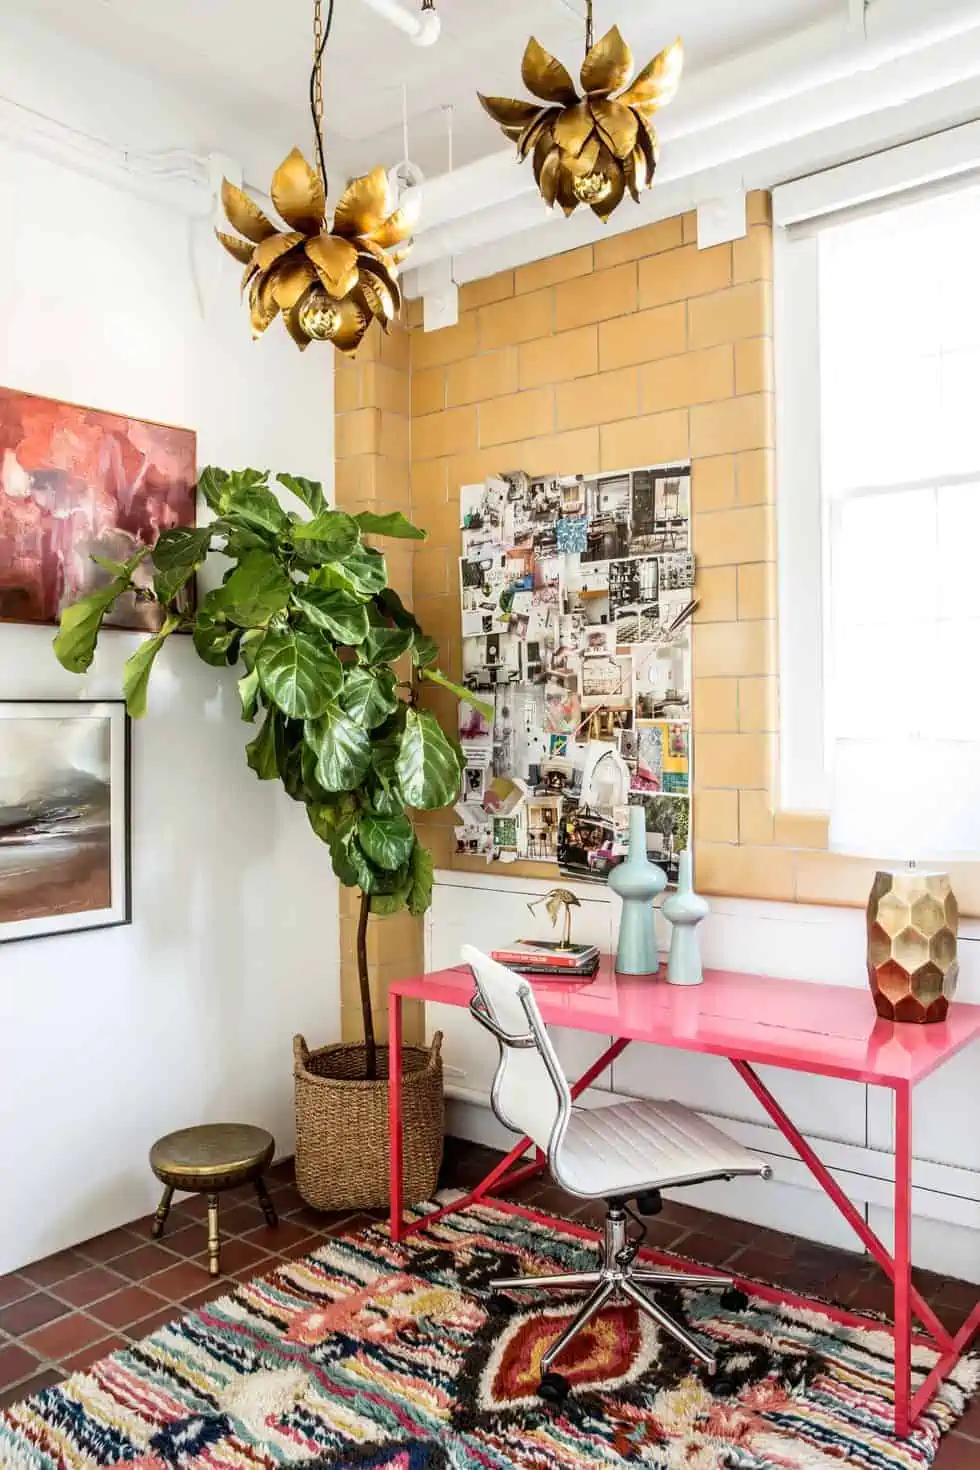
[293,1032,444,1212]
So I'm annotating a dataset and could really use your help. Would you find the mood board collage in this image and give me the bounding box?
[455,460,695,887]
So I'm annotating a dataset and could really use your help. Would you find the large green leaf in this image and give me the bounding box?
[340,544,387,595]
[52,552,144,673]
[299,740,332,801]
[375,587,421,633]
[153,563,196,605]
[358,812,414,871]
[340,666,398,729]
[237,667,261,721]
[238,626,266,673]
[256,630,342,718]
[395,708,462,810]
[370,884,411,917]
[226,484,288,537]
[305,703,373,792]
[209,551,291,627]
[292,587,369,644]
[371,712,406,786]
[152,526,213,572]
[406,841,435,917]
[411,634,439,669]
[192,592,238,667]
[198,466,230,513]
[367,777,405,816]
[278,472,326,518]
[278,728,310,802]
[246,708,280,779]
[291,511,360,562]
[355,510,426,541]
[363,622,414,663]
[307,797,357,848]
[151,526,212,605]
[121,615,180,718]
[347,839,381,893]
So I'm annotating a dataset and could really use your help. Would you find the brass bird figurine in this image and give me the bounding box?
[215,149,417,353]
[527,887,582,949]
[478,24,683,222]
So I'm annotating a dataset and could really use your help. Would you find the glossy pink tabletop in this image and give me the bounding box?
[391,959,980,1088]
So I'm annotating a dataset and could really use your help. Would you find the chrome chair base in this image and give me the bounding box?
[494,1206,745,1385]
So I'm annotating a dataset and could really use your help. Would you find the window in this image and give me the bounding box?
[775,163,980,812]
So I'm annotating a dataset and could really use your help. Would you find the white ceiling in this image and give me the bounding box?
[23,0,842,179]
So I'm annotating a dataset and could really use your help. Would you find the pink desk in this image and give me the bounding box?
[387,960,980,1436]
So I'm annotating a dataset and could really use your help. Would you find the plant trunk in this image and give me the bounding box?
[357,889,378,1081]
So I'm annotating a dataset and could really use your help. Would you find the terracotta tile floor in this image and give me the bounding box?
[0,1138,976,1465]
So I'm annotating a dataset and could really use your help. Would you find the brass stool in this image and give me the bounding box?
[149,1123,277,1276]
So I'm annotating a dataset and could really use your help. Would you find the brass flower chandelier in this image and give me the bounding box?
[215,0,417,353]
[478,1,683,223]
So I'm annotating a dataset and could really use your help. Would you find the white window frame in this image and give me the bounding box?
[773,120,980,813]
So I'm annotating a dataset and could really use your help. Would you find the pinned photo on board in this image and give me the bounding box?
[461,480,507,554]
[634,637,691,721]
[614,605,660,646]
[583,474,631,561]
[455,824,494,858]
[557,797,620,882]
[628,794,690,886]
[630,465,691,555]
[608,556,659,612]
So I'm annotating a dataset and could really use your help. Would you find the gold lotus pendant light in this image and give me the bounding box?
[478,1,683,223]
[215,0,417,353]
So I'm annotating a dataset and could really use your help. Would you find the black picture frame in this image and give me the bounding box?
[0,699,132,945]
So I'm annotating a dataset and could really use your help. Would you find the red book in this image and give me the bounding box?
[490,942,598,969]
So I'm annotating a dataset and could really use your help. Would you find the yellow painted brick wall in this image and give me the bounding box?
[333,325,426,1047]
[402,191,906,911]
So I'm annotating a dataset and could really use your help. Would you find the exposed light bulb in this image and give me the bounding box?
[573,171,614,205]
[298,288,342,341]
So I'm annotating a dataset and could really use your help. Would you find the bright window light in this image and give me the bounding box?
[816,187,980,777]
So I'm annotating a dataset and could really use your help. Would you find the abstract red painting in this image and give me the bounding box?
[0,387,196,630]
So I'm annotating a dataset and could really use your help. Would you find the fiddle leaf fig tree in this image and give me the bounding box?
[53,466,486,1081]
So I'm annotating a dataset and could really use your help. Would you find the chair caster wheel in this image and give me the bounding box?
[538,1372,570,1406]
[721,1286,749,1312]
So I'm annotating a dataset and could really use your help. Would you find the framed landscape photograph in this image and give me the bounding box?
[0,701,131,943]
[0,386,196,630]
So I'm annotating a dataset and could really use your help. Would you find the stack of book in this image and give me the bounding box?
[489,942,600,980]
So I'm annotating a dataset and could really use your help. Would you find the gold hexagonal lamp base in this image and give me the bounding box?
[867,869,959,1024]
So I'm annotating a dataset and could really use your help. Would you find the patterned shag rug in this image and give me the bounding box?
[1,1199,976,1469]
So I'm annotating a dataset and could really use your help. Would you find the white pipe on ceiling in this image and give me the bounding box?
[356,0,440,46]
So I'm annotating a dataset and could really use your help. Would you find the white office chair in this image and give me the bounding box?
[463,944,771,1402]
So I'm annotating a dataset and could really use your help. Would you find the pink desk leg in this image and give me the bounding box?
[388,989,404,1244]
[894,1082,913,1439]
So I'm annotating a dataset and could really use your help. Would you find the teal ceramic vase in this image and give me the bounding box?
[608,805,665,975]
[662,849,710,986]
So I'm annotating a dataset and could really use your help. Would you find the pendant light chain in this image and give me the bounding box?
[585,0,593,53]
[313,0,324,153]
[309,0,334,193]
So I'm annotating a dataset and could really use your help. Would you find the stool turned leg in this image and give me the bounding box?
[207,1193,221,1276]
[151,1184,175,1240]
[254,1175,278,1228]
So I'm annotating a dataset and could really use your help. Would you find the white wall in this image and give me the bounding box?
[427,872,980,1284]
[0,18,339,1273]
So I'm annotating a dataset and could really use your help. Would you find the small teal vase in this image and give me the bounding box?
[662,849,709,986]
[608,805,665,975]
